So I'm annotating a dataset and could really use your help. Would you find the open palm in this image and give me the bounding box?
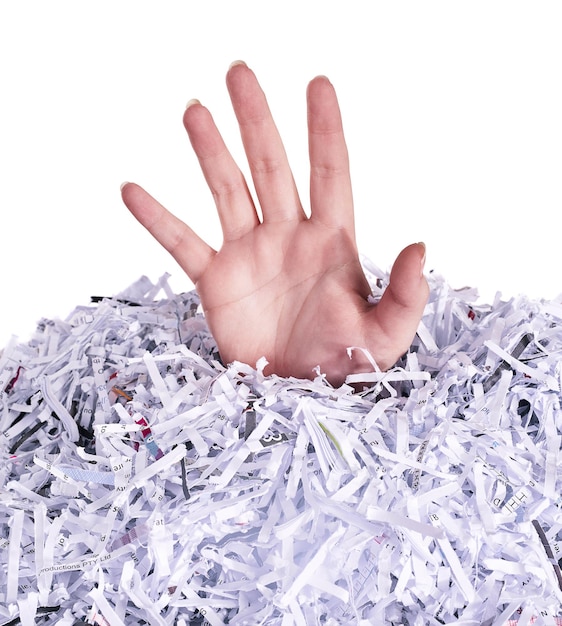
[122,62,428,386]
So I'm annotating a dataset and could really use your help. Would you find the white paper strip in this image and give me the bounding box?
[1,264,562,624]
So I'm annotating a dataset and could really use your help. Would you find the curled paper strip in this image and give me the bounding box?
[2,263,562,624]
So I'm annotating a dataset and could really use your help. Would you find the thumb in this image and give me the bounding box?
[369,242,429,368]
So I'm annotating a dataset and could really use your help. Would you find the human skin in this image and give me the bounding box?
[121,61,429,386]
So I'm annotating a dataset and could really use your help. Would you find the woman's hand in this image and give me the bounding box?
[121,61,428,386]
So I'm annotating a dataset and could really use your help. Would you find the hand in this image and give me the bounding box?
[121,61,429,386]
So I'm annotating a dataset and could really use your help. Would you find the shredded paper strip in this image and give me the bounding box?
[2,259,562,625]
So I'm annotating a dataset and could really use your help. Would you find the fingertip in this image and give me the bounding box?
[120,183,157,228]
[185,98,201,111]
[226,59,252,84]
[182,99,212,135]
[183,98,204,120]
[389,242,430,308]
[120,181,141,204]
[399,241,426,271]
[228,59,247,71]
[226,60,260,103]
[309,74,333,86]
[120,181,135,203]
[307,75,334,99]
[307,75,343,134]
[396,242,427,281]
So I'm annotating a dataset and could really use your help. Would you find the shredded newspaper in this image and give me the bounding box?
[2,259,562,625]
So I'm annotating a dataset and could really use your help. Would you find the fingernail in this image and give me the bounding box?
[120,181,129,192]
[185,98,201,110]
[229,59,247,69]
[418,242,426,277]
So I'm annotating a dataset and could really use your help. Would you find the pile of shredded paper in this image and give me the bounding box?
[2,257,562,626]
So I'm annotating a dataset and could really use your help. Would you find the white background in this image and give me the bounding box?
[1,2,561,348]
